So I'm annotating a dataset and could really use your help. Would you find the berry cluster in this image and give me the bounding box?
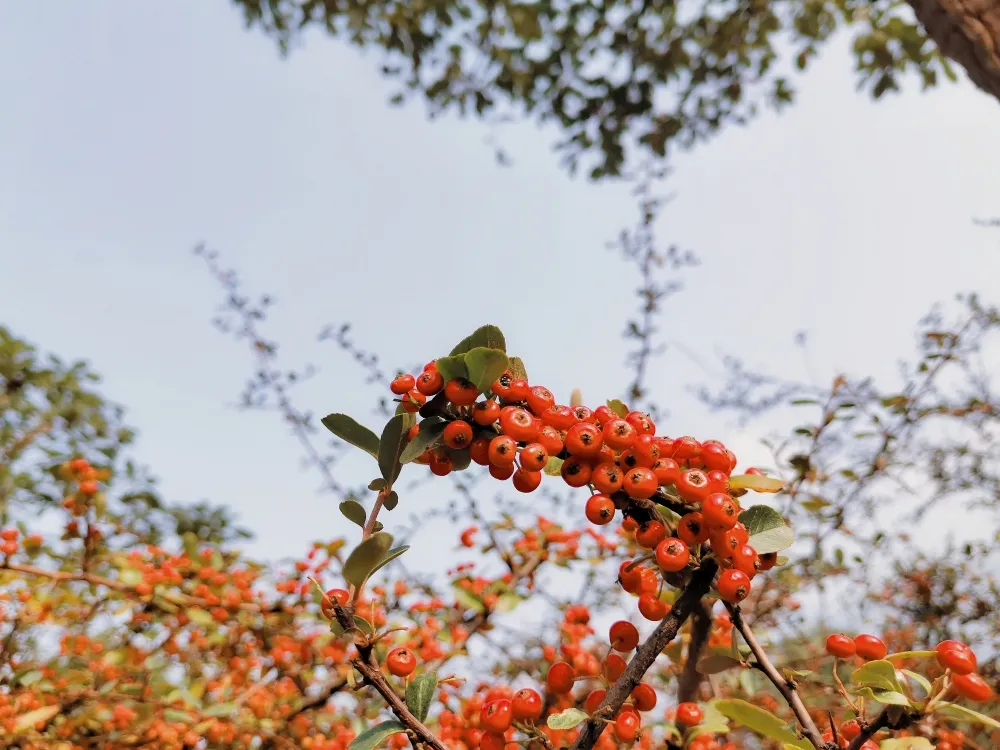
[391,362,772,613]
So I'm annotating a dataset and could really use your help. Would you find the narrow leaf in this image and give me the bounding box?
[322,414,380,459]
[885,650,935,661]
[203,702,238,718]
[378,414,414,484]
[849,686,911,706]
[933,701,1000,729]
[464,347,510,393]
[348,721,408,750]
[899,669,932,696]
[405,673,437,722]
[546,708,589,730]
[879,737,934,749]
[343,532,395,587]
[399,421,446,464]
[714,699,810,748]
[729,473,785,493]
[339,499,367,527]
[697,655,743,675]
[369,545,410,577]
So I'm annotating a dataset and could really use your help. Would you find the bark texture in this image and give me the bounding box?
[907,0,1000,102]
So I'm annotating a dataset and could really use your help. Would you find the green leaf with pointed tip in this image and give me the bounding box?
[186,607,214,627]
[450,325,506,355]
[607,399,629,418]
[434,354,469,383]
[899,669,932,696]
[378,413,414,484]
[399,421,447,464]
[849,686,911,706]
[13,705,61,734]
[879,737,934,749]
[405,673,437,722]
[933,701,1000,729]
[348,721,408,750]
[339,499,367,527]
[343,532,395,587]
[507,356,528,381]
[369,545,409,578]
[546,708,588,730]
[496,593,524,613]
[730,474,785,493]
[543,456,564,476]
[464,347,510,393]
[713,699,810,749]
[885,650,935,661]
[738,505,794,554]
[452,583,487,613]
[851,660,904,693]
[203,702,238,718]
[322,414,380,460]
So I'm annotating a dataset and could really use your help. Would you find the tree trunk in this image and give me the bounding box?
[907,0,1000,102]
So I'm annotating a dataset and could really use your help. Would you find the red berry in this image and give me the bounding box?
[480,732,506,750]
[758,552,778,571]
[625,411,654,436]
[546,661,575,693]
[511,688,543,722]
[443,420,473,449]
[489,463,516,480]
[951,672,993,702]
[937,643,977,675]
[637,593,668,621]
[429,451,454,476]
[609,620,640,652]
[839,720,861,741]
[677,512,708,546]
[635,520,667,549]
[469,438,491,466]
[731,544,759,578]
[593,405,617,425]
[651,457,680,486]
[400,389,427,414]
[655,538,690,573]
[561,458,593,488]
[584,688,606,714]
[386,647,417,677]
[618,561,643,594]
[444,378,479,406]
[854,634,887,661]
[320,588,350,618]
[826,634,856,659]
[631,434,660,467]
[614,710,641,743]
[592,463,624,495]
[537,425,564,455]
[506,379,530,402]
[519,443,549,472]
[390,374,415,395]
[630,683,657,712]
[585,494,616,526]
[602,419,636,451]
[499,406,540,442]
[488,435,518,466]
[623,467,658,499]
[565,422,604,458]
[702,493,739,529]
[671,436,701,461]
[472,399,501,425]
[416,369,444,396]
[512,468,542,493]
[480,699,514,733]
[675,702,703,727]
[604,653,627,681]
[716,569,751,603]
[525,386,556,416]
[676,469,711,503]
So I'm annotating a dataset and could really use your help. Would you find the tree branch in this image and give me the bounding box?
[677,600,713,703]
[846,705,918,750]
[570,560,718,750]
[725,603,830,750]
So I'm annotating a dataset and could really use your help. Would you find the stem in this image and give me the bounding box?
[570,561,717,750]
[845,705,918,750]
[726,604,828,750]
[677,601,713,703]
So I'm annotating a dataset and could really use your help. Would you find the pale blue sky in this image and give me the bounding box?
[2,2,999,577]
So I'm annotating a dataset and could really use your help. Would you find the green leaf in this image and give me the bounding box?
[697,655,743,675]
[738,505,795,554]
[343,532,395,587]
[496,593,524,613]
[885,650,935,661]
[399,421,446,464]
[547,708,589,729]
[348,721,408,750]
[446,447,472,472]
[13,704,60,733]
[322,414,380,460]
[879,738,934,749]
[452,583,487,612]
[203,702,238,718]
[464,347,510,393]
[507,356,528,381]
[434,354,469,383]
[405,673,437,722]
[384,491,399,510]
[340,499,367,527]
[369,545,410,577]
[850,686,911,706]
[449,325,506,355]
[899,669,932,696]
[607,399,629,418]
[120,567,143,587]
[730,474,785,493]
[186,607,215,627]
[851,660,904,693]
[713,699,810,748]
[163,708,196,723]
[368,478,387,491]
[378,413,414,484]
[684,720,731,740]
[933,701,1000,729]
[17,670,43,687]
[543,456,564,476]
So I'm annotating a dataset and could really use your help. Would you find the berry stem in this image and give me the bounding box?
[725,604,828,750]
[830,658,861,714]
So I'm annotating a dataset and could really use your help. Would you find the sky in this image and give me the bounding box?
[1,0,999,595]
